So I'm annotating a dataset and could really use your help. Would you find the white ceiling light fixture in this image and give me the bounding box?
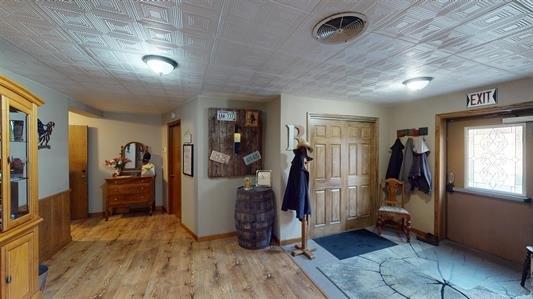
[402,77,433,91]
[142,55,178,76]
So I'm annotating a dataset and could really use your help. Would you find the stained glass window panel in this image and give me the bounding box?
[465,124,524,195]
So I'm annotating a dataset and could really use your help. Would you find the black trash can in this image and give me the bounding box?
[39,264,48,291]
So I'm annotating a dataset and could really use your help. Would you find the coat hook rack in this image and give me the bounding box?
[396,127,428,138]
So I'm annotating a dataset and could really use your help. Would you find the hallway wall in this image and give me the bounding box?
[0,67,69,199]
[163,96,280,238]
[69,112,163,213]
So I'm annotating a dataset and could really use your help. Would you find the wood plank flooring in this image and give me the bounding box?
[44,213,325,299]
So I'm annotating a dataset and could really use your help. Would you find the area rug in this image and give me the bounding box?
[317,240,532,298]
[313,229,397,260]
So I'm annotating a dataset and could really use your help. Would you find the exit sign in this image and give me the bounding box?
[466,88,497,108]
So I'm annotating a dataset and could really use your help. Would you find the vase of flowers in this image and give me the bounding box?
[105,156,131,177]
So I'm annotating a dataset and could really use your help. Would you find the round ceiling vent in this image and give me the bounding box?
[312,12,367,44]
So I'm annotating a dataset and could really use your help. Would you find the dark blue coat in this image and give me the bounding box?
[282,149,311,220]
[386,138,404,179]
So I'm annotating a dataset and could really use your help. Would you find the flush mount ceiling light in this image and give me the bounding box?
[402,77,433,91]
[142,55,178,75]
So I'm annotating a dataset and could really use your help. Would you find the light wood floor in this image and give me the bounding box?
[44,213,324,299]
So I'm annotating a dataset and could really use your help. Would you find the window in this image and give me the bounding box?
[465,123,525,196]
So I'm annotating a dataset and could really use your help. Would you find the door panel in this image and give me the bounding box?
[358,185,371,217]
[330,144,341,177]
[309,117,377,237]
[329,189,341,224]
[168,123,181,218]
[69,125,88,220]
[3,232,35,299]
[347,186,357,220]
[314,144,326,179]
[314,190,326,226]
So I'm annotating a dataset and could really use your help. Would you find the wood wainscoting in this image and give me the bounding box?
[39,190,72,261]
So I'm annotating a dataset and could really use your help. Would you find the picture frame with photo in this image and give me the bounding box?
[245,111,259,127]
[183,144,194,177]
[256,170,271,187]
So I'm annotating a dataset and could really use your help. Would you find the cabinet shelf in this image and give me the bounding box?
[10,177,28,182]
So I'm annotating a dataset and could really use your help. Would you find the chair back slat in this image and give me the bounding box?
[381,178,404,208]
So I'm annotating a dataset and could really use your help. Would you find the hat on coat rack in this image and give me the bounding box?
[296,137,313,152]
[296,137,314,161]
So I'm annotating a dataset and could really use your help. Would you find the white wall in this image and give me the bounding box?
[195,97,272,237]
[388,77,533,234]
[263,98,282,239]
[279,94,392,241]
[69,112,163,213]
[0,67,69,199]
[163,96,280,237]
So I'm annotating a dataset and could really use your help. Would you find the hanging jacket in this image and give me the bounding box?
[282,148,311,220]
[386,138,404,179]
[409,137,432,193]
[399,138,414,190]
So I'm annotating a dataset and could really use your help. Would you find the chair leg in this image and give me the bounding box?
[521,251,531,287]
[404,217,412,242]
[376,215,383,235]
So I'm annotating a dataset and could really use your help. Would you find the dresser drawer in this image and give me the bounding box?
[108,193,151,205]
[108,177,153,185]
[107,183,152,195]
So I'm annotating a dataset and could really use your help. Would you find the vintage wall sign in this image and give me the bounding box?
[210,150,231,164]
[286,124,305,151]
[466,88,497,108]
[217,110,237,121]
[243,151,261,166]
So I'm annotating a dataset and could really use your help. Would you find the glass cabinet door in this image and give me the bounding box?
[8,105,30,223]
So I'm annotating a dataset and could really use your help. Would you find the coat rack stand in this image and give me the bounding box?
[291,215,315,260]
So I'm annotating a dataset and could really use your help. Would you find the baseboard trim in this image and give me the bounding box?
[89,206,164,218]
[411,228,427,238]
[279,237,302,246]
[180,224,237,242]
[198,231,236,242]
[180,223,198,240]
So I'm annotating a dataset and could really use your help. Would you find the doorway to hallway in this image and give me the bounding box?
[167,121,181,219]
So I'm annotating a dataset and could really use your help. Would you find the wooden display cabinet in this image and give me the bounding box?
[0,76,43,299]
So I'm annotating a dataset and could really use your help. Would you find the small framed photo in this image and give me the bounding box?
[245,111,259,127]
[183,144,193,177]
[256,170,271,187]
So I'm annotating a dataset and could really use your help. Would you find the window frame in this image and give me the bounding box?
[463,122,526,197]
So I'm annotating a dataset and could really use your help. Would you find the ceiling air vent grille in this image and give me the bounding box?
[312,12,367,44]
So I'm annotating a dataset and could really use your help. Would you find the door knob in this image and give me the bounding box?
[5,275,12,284]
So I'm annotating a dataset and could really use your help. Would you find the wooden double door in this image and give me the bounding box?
[308,116,378,238]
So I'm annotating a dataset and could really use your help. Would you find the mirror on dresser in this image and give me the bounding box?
[120,141,148,176]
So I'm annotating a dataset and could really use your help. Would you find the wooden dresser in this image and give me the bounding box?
[104,176,155,220]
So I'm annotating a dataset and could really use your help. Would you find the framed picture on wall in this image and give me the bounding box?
[183,144,193,177]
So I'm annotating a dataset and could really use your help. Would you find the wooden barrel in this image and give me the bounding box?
[235,187,275,250]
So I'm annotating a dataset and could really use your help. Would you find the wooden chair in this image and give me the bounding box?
[376,178,412,241]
